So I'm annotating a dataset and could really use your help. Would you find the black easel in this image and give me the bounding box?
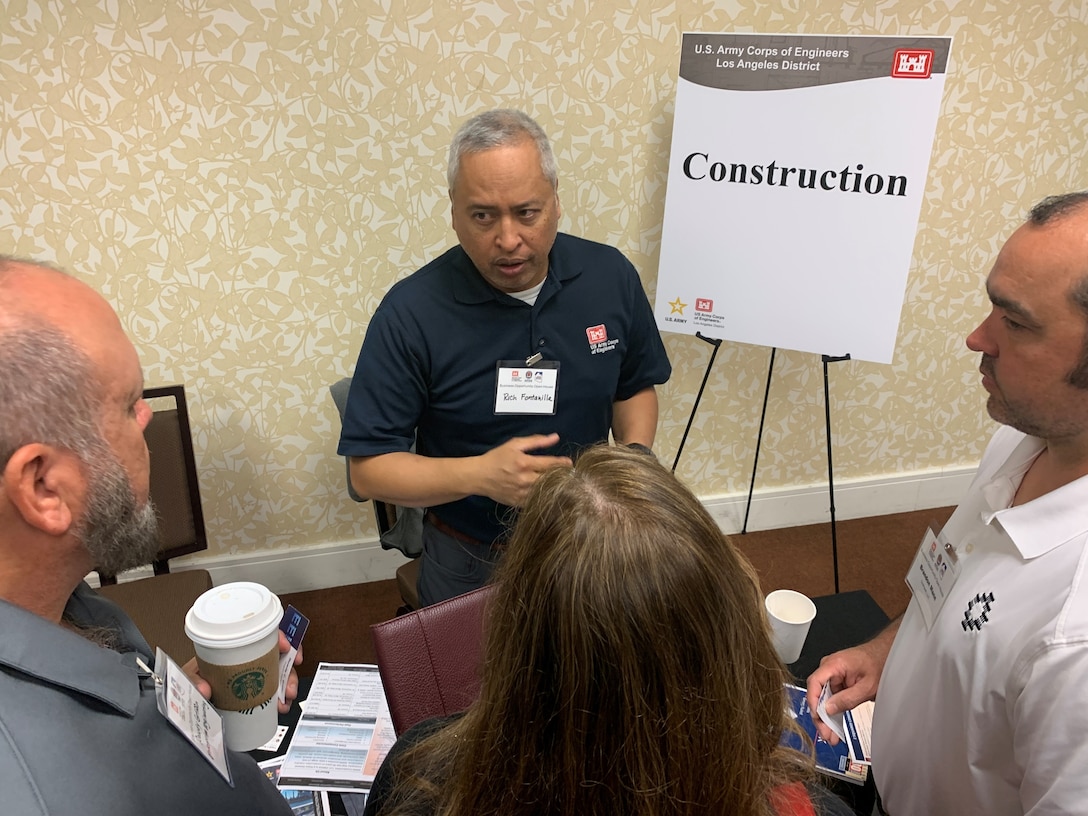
[739,350,851,592]
[673,337,851,594]
[741,347,777,534]
[671,332,723,472]
[819,354,851,593]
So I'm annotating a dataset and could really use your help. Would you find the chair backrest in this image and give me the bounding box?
[328,377,423,556]
[329,376,424,611]
[370,584,494,734]
[328,376,367,504]
[144,384,207,570]
[94,384,212,663]
[97,384,208,583]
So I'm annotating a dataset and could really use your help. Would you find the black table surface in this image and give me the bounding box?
[785,589,889,815]
[787,589,890,681]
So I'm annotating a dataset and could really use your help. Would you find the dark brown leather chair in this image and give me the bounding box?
[96,385,212,663]
[370,584,494,735]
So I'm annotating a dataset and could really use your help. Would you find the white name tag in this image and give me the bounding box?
[905,526,961,631]
[494,360,559,415]
[152,648,234,784]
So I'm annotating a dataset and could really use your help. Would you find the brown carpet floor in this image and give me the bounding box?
[281,505,956,668]
[735,505,956,620]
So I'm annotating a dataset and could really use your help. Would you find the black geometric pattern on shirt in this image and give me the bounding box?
[962,591,995,632]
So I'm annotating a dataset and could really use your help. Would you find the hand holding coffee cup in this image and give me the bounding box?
[182,629,303,716]
[765,589,817,665]
[185,582,284,752]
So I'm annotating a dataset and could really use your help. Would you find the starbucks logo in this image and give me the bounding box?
[230,668,267,701]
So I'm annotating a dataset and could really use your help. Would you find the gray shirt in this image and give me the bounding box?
[0,582,291,815]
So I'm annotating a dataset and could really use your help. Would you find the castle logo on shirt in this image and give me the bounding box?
[961,591,995,632]
[586,323,618,355]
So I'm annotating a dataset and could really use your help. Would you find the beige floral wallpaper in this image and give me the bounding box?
[1,0,1085,559]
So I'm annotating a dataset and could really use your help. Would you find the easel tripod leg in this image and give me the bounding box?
[742,347,777,535]
[821,354,850,594]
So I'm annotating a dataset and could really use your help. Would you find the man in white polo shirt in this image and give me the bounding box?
[807,191,1088,815]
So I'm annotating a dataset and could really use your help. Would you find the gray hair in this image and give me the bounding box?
[447,109,558,190]
[0,258,104,468]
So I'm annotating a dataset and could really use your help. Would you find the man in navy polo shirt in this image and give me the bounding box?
[338,109,671,606]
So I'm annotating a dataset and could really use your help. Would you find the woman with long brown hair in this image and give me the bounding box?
[364,444,852,816]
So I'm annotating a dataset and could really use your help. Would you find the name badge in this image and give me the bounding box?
[494,359,559,415]
[905,526,961,631]
[149,648,234,784]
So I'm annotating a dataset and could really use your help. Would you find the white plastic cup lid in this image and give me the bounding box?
[185,581,283,649]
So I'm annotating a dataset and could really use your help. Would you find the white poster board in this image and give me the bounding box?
[656,34,952,364]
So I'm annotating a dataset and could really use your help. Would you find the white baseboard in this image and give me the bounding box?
[704,464,976,534]
[87,539,412,597]
[91,465,975,596]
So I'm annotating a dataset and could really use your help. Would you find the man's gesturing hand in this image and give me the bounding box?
[477,433,572,506]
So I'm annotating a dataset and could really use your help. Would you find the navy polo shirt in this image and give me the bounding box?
[339,232,671,544]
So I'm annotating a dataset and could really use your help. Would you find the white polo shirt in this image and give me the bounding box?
[873,426,1088,815]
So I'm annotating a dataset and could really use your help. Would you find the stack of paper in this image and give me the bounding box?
[276,663,397,801]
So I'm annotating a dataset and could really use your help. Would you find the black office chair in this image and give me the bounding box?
[95,384,213,663]
[329,377,422,612]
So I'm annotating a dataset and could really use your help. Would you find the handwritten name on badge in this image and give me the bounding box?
[495,360,559,415]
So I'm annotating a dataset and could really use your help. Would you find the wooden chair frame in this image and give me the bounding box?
[98,384,208,583]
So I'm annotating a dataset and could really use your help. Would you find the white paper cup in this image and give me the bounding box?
[185,582,283,751]
[765,589,817,664]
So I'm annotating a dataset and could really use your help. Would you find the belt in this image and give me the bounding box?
[424,511,491,549]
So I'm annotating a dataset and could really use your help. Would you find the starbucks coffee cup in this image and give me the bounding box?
[185,582,283,751]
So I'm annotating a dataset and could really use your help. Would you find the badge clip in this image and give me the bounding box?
[525,352,543,366]
[135,655,162,687]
